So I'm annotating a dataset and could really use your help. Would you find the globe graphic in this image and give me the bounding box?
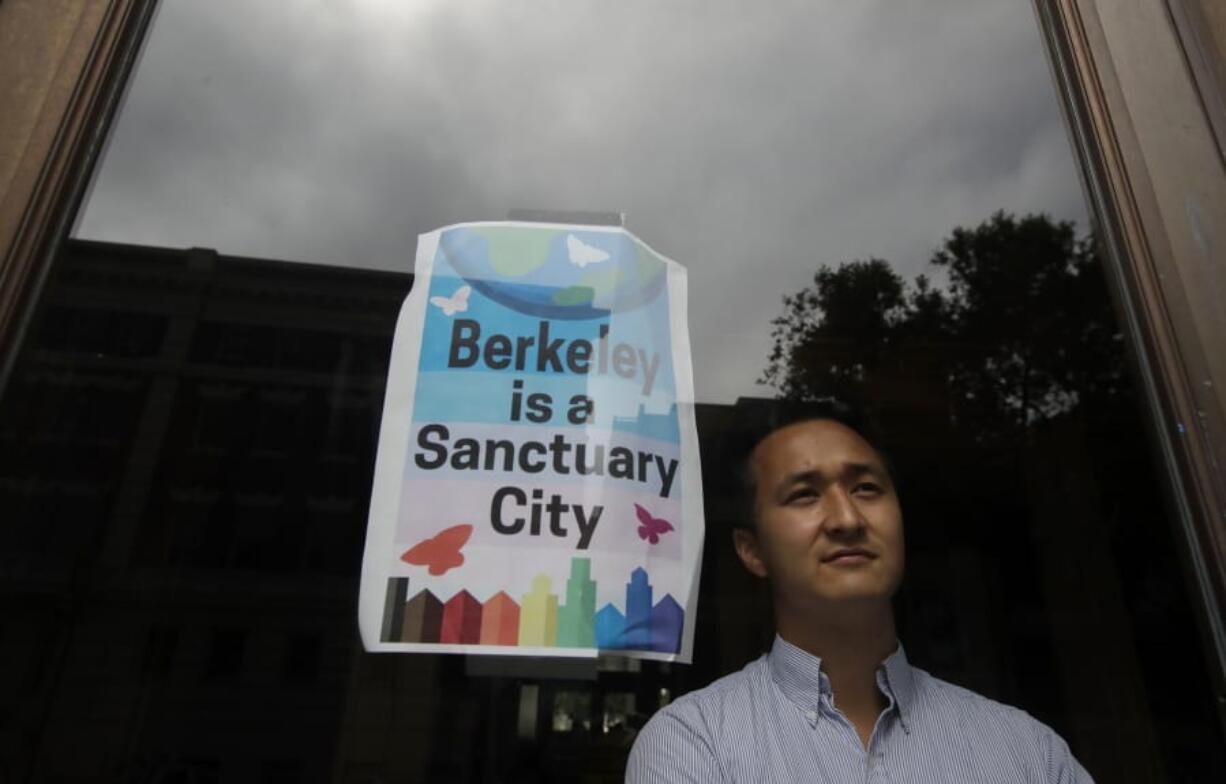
[439,226,666,320]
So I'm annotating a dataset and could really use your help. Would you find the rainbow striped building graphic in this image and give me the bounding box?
[381,558,684,654]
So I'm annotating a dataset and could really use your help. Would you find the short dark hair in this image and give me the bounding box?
[731,397,893,531]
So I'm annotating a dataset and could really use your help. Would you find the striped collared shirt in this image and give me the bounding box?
[627,636,1093,783]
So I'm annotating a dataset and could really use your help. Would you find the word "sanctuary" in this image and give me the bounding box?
[414,424,678,499]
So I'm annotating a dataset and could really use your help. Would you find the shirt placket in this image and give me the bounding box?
[815,689,872,779]
[865,711,894,784]
[813,678,897,784]
[865,677,898,784]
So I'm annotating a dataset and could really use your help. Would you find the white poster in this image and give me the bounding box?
[358,222,704,662]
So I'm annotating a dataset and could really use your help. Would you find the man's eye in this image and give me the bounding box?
[786,488,817,504]
[853,482,883,496]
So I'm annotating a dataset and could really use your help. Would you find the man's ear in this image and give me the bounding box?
[733,528,769,578]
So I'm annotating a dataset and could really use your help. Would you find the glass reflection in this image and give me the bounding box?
[1,0,1222,782]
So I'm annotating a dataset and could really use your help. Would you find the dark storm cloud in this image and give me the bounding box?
[76,0,1086,402]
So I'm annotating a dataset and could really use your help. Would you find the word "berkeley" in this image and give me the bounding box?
[447,319,662,396]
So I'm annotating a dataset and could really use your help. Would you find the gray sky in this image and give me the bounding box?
[76,0,1087,403]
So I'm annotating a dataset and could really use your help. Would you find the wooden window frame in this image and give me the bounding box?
[0,0,159,388]
[1033,0,1226,721]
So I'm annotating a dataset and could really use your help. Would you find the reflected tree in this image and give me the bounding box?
[761,211,1131,439]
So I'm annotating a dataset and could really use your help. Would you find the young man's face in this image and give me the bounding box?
[734,419,905,613]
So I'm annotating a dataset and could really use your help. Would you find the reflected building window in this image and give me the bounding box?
[203,628,247,683]
[280,633,323,686]
[141,625,180,681]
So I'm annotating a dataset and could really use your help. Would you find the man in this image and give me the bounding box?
[627,400,1093,783]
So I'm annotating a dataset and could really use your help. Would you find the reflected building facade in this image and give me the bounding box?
[0,239,742,782]
[1,237,1223,782]
[0,239,407,782]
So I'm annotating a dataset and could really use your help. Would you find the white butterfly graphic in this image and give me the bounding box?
[430,285,471,316]
[566,234,610,268]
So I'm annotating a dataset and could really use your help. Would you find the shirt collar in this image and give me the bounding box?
[767,635,830,717]
[767,635,915,733]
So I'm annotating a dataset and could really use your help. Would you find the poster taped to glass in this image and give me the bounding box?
[359,221,704,661]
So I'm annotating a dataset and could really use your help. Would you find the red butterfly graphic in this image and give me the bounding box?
[634,504,674,544]
[401,524,472,575]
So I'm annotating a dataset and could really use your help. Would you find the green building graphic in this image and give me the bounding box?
[557,558,596,647]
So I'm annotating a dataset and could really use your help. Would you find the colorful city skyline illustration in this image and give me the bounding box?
[380,558,683,654]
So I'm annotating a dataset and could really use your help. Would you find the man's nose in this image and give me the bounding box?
[823,487,866,536]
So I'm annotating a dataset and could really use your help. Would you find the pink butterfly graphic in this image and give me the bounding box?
[634,503,674,544]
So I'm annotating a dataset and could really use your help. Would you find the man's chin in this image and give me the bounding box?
[821,591,892,606]
[787,590,895,614]
[814,572,895,597]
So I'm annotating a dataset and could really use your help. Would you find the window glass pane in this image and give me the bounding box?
[2,1,1222,782]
